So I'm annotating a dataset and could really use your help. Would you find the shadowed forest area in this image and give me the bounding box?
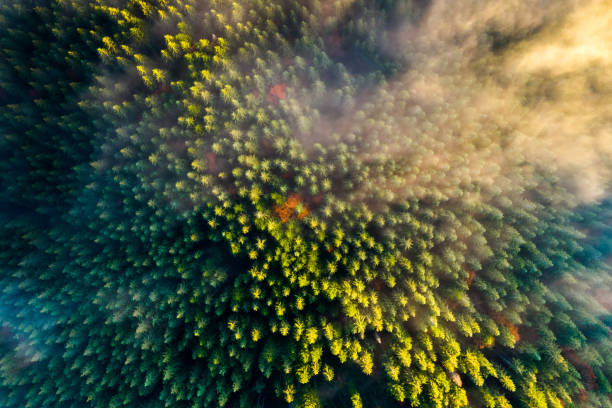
[1,0,611,407]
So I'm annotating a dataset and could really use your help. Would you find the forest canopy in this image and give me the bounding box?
[1,0,611,407]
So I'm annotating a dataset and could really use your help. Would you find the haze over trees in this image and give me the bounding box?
[1,0,611,407]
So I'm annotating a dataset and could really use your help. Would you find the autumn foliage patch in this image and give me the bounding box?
[266,82,286,104]
[274,193,309,223]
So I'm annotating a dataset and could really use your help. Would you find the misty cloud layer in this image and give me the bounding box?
[314,0,612,204]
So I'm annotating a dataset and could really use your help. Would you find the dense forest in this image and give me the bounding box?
[1,0,611,407]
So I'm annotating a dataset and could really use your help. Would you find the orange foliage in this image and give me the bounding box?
[563,348,598,391]
[506,323,520,342]
[478,338,495,349]
[297,207,309,220]
[266,83,286,104]
[493,313,520,342]
[274,193,308,223]
[466,268,476,287]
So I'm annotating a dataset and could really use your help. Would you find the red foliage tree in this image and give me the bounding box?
[266,83,286,104]
[274,193,308,223]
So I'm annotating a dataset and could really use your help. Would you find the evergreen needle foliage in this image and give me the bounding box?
[1,1,611,407]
